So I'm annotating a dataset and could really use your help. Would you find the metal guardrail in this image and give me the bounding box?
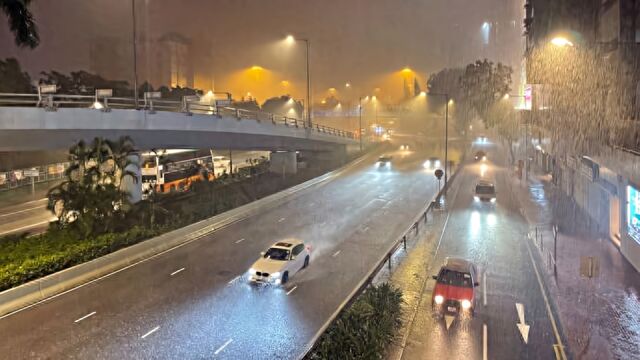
[299,154,465,359]
[0,93,356,140]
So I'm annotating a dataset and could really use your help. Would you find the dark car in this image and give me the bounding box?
[474,151,487,161]
[377,155,392,167]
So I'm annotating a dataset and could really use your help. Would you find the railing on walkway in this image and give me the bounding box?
[0,93,356,140]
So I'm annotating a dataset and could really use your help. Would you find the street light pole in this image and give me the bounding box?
[131,0,139,109]
[444,94,449,187]
[359,96,363,152]
[303,39,312,128]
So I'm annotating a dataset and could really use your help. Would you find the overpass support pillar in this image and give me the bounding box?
[269,151,297,176]
[121,152,142,203]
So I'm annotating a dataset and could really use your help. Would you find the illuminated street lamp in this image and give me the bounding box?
[285,35,312,127]
[550,37,574,47]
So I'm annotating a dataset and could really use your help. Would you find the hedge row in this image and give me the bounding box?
[0,226,161,292]
[308,283,403,360]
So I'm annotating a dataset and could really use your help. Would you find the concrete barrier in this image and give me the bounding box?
[0,149,380,318]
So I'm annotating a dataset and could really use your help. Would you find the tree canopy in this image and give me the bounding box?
[1,0,39,48]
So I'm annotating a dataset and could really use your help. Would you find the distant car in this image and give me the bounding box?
[432,258,479,315]
[377,155,392,167]
[478,135,488,143]
[249,240,310,285]
[423,157,441,170]
[474,151,487,161]
[400,144,410,150]
[474,180,496,203]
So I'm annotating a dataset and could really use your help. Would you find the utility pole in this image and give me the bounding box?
[444,94,449,188]
[131,0,139,109]
[304,39,311,127]
[359,96,363,152]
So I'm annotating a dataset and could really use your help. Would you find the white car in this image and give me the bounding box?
[249,240,311,284]
[473,180,497,203]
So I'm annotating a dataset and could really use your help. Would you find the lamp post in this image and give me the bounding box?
[422,92,451,189]
[131,0,139,108]
[286,35,312,127]
[358,96,364,152]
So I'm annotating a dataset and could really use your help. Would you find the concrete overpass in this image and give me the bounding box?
[0,93,357,153]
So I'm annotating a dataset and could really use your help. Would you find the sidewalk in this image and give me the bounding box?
[507,170,640,360]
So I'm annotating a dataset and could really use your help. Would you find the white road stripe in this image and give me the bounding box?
[74,311,96,323]
[235,238,245,244]
[141,326,160,339]
[286,286,298,295]
[228,275,240,284]
[332,250,341,257]
[278,217,285,222]
[0,205,44,218]
[525,233,566,358]
[170,268,185,276]
[214,338,233,355]
[0,218,55,236]
[483,323,488,360]
[483,272,487,306]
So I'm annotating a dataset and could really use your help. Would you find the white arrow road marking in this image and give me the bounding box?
[516,303,530,344]
[214,338,233,355]
[278,217,285,223]
[445,315,455,330]
[483,323,488,360]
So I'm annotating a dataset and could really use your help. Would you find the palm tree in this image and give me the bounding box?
[1,0,39,48]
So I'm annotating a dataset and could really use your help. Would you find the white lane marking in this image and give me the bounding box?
[235,238,245,244]
[483,271,487,306]
[525,237,564,354]
[141,326,160,339]
[0,218,55,236]
[74,311,96,323]
[170,267,185,276]
[483,323,488,360]
[0,152,376,321]
[286,286,298,295]
[228,275,240,284]
[0,205,45,218]
[214,338,233,355]
[332,250,341,257]
[362,226,369,232]
[278,217,285,223]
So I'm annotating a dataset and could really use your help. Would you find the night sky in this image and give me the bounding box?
[0,0,522,102]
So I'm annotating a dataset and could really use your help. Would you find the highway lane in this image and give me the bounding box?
[398,137,564,359]
[0,141,444,359]
[0,198,53,237]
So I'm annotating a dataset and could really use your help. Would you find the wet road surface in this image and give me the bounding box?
[0,142,444,359]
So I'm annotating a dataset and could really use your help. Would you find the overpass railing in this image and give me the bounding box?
[0,93,356,140]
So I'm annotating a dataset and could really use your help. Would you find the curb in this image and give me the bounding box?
[0,148,381,319]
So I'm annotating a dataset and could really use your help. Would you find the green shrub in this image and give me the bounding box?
[308,283,403,360]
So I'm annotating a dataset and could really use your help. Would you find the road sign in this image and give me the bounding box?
[39,84,57,94]
[96,89,113,97]
[144,91,162,99]
[24,169,40,177]
[435,169,444,180]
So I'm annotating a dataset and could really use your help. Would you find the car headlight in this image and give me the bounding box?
[461,299,472,310]
[270,272,281,279]
[482,156,487,161]
[435,161,441,168]
[434,295,444,305]
[474,196,480,202]
[490,197,497,203]
[249,268,257,275]
[423,160,431,169]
